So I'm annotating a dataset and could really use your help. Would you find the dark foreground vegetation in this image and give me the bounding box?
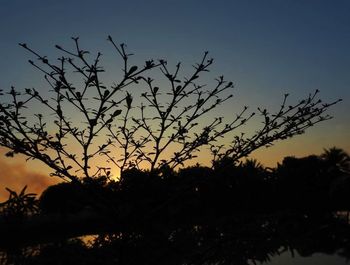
[1,147,350,264]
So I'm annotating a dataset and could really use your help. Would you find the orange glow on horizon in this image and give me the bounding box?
[0,122,349,201]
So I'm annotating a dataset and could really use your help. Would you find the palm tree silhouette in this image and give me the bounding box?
[242,158,264,172]
[321,147,350,173]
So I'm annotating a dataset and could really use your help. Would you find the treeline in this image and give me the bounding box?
[37,147,350,224]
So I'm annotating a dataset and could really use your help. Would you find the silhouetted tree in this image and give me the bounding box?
[274,155,335,210]
[0,36,341,183]
[322,148,350,209]
[39,182,87,214]
[321,147,350,173]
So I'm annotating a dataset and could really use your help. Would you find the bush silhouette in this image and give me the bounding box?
[39,182,87,214]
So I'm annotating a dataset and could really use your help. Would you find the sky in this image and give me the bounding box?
[0,0,349,199]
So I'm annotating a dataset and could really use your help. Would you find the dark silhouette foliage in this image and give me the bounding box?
[34,148,350,218]
[1,148,350,264]
[0,186,38,222]
[39,182,87,215]
[321,146,350,173]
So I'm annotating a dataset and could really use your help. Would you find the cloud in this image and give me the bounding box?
[0,152,60,202]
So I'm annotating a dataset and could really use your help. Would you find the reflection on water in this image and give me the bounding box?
[255,250,349,265]
[1,212,350,265]
[78,234,99,247]
[1,241,349,265]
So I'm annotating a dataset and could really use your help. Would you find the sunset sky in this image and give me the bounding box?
[0,0,349,200]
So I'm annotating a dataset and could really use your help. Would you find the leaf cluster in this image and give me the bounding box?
[0,186,38,221]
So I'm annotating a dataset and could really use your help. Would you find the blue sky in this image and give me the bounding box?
[0,0,349,182]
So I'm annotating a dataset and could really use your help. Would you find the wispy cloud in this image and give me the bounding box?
[0,151,59,202]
